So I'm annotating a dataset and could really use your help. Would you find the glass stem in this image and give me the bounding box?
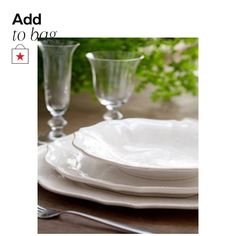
[104,105,123,120]
[47,116,67,139]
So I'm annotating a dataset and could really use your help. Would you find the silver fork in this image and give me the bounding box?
[38,205,151,234]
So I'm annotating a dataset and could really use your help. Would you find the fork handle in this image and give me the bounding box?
[64,210,151,234]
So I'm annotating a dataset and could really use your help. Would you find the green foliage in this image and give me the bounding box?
[38,38,198,101]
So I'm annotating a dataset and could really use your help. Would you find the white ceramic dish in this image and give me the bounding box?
[45,138,198,197]
[38,144,198,209]
[73,118,198,179]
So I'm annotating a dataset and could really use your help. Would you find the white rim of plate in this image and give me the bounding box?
[38,147,198,209]
[44,144,198,196]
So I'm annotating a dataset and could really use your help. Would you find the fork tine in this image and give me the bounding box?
[38,205,45,211]
[37,208,43,213]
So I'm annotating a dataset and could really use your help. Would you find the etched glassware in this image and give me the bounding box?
[38,39,79,143]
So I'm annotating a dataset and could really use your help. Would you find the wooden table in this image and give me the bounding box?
[38,91,198,234]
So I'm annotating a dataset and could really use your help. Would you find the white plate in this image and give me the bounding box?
[73,118,198,179]
[45,138,198,197]
[38,144,198,209]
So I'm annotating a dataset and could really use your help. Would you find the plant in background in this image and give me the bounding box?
[38,38,198,102]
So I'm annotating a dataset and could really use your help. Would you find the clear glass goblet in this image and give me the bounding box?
[38,39,79,143]
[86,51,144,120]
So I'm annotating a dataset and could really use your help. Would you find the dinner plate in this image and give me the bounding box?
[38,144,198,209]
[45,137,198,197]
[73,118,198,179]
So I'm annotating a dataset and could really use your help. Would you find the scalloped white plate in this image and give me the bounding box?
[44,137,198,197]
[73,118,198,179]
[38,142,198,209]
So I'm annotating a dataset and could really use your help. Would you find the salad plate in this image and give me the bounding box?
[45,138,198,197]
[38,144,198,209]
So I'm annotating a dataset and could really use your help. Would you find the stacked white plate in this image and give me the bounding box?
[38,118,198,209]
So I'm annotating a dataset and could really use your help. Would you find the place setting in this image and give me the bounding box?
[38,38,198,233]
[39,118,198,210]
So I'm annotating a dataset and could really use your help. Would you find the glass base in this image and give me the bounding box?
[38,116,68,144]
[38,130,66,145]
[103,110,123,120]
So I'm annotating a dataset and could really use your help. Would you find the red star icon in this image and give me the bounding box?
[16,52,24,61]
